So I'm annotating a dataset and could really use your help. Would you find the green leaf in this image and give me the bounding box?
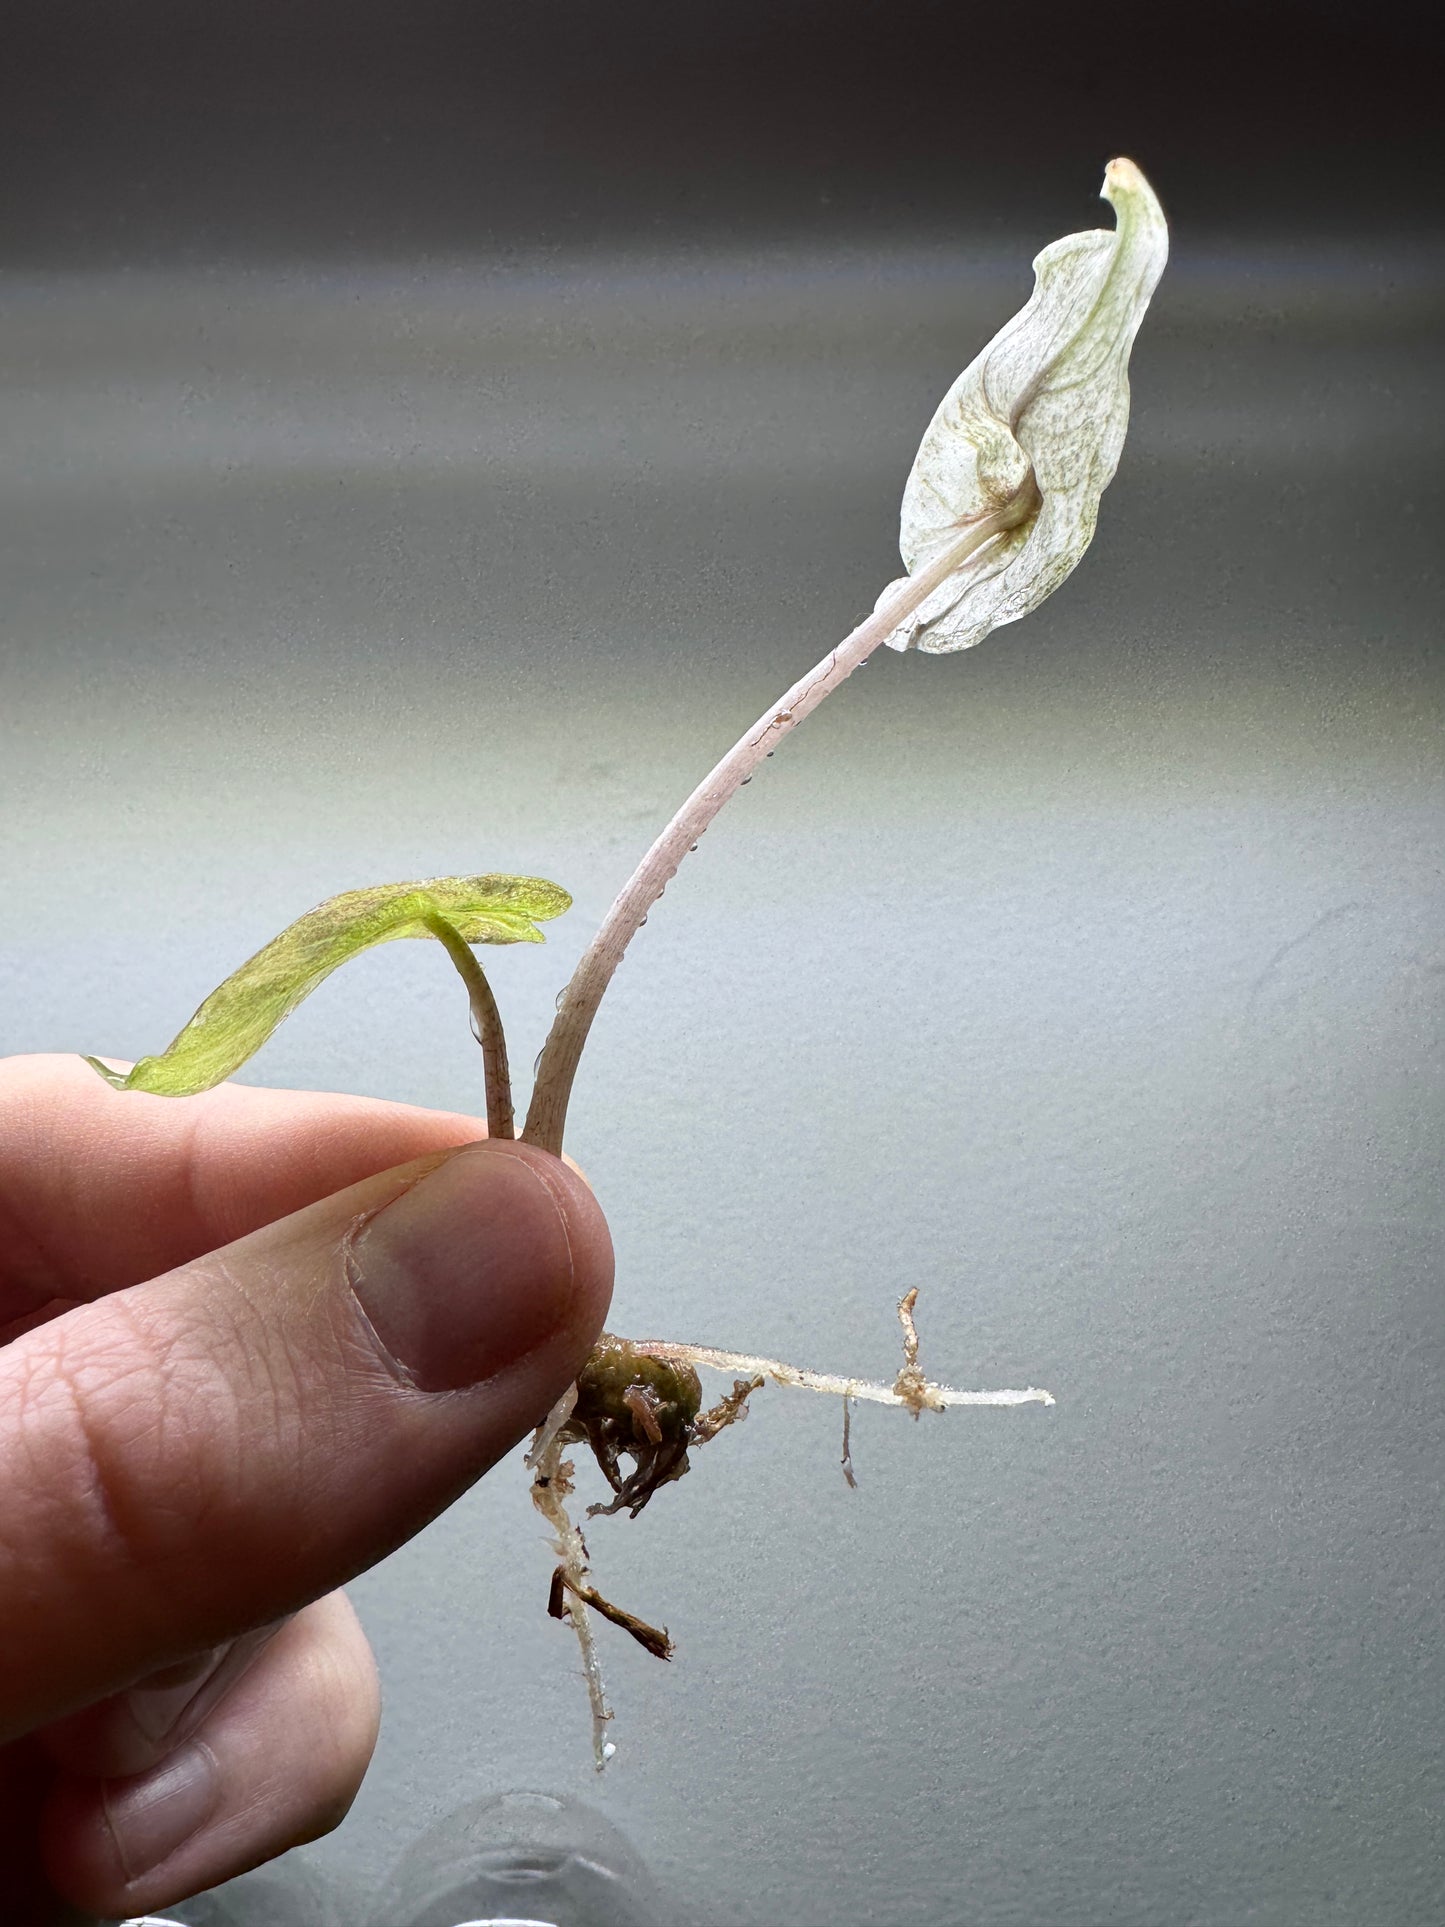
[84,873,570,1096]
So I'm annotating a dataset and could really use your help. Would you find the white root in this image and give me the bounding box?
[528,1428,612,1770]
[643,1286,1054,1411]
[632,1342,1054,1411]
[526,1381,579,1469]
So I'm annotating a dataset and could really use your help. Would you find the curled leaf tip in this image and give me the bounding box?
[81,1055,130,1090]
[879,157,1168,654]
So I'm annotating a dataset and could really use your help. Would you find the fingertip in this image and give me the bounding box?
[496,1139,615,1343]
[348,1137,613,1395]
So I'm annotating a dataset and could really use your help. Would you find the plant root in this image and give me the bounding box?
[551,1569,674,1661]
[893,1286,937,1417]
[529,1433,614,1769]
[691,1372,766,1444]
[634,1298,1054,1413]
[840,1388,859,1488]
[534,1292,1053,1763]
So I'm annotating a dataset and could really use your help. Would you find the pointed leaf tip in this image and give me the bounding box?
[879,158,1168,654]
[83,871,571,1097]
[81,1055,130,1090]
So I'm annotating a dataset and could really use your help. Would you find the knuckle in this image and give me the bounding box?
[0,1284,251,1593]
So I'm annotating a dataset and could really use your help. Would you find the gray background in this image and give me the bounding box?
[2,5,1442,1922]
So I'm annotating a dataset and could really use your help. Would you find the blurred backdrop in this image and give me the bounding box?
[2,4,1442,1922]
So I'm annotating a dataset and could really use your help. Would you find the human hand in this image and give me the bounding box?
[0,1054,613,1923]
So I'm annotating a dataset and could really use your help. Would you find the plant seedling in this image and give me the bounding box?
[85,159,1168,1766]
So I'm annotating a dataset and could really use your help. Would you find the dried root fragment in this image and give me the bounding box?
[840,1389,859,1489]
[691,1372,765,1445]
[892,1286,943,1417]
[551,1569,674,1661]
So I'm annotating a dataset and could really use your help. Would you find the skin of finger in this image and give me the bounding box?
[0,1053,488,1321]
[0,1141,613,1739]
[42,1591,380,1915]
[39,1617,288,1780]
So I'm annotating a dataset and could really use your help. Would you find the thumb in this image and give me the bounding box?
[0,1138,612,1740]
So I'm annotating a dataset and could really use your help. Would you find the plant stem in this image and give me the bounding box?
[423,912,514,1139]
[523,503,1030,1156]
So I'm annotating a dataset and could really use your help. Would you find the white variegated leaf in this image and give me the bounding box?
[880,157,1168,653]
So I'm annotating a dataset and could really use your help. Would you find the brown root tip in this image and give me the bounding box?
[562,1575,674,1661]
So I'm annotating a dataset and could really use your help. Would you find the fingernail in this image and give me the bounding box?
[126,1622,282,1747]
[349,1142,582,1393]
[103,1739,220,1881]
[121,1644,225,1745]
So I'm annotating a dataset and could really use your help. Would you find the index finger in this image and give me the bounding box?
[0,1055,485,1327]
